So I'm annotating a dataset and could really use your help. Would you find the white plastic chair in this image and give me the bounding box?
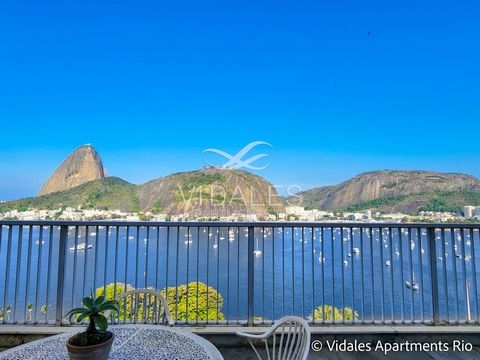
[113,288,174,326]
[237,316,311,360]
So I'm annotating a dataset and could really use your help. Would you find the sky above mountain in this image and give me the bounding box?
[0,0,479,200]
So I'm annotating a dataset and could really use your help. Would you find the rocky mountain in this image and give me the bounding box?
[138,167,284,217]
[39,145,108,195]
[294,170,480,214]
[3,154,284,216]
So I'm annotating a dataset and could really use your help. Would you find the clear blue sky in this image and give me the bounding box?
[0,0,479,200]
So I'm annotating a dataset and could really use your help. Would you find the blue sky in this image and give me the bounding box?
[0,0,479,200]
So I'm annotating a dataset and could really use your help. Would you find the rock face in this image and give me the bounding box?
[138,167,285,216]
[39,145,108,196]
[296,170,480,211]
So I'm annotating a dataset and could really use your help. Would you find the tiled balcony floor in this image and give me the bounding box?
[217,345,480,360]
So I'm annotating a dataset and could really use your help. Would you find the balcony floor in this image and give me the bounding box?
[217,345,480,359]
[1,325,480,359]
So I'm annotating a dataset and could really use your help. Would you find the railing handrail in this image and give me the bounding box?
[1,220,479,228]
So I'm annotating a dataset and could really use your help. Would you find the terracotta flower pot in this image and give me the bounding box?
[66,332,114,360]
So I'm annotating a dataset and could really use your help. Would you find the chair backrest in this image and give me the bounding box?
[113,288,174,326]
[243,316,311,360]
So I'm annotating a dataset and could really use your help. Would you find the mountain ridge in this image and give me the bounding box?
[294,170,480,214]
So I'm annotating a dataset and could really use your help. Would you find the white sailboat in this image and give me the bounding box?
[405,273,420,291]
[70,243,93,251]
[253,237,262,257]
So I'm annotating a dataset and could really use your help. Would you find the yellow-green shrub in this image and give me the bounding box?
[160,282,224,321]
[309,304,359,321]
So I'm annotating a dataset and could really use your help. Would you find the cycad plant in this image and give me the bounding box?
[66,294,119,346]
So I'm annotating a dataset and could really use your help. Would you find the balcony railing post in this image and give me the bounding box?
[55,225,68,326]
[427,227,440,325]
[247,225,254,326]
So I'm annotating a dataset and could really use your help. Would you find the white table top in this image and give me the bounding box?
[0,325,224,360]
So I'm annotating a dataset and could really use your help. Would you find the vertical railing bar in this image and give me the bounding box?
[165,226,169,321]
[82,226,89,302]
[135,226,140,290]
[369,227,374,323]
[34,226,44,324]
[216,227,220,325]
[419,228,425,324]
[388,227,394,323]
[175,226,180,322]
[451,228,460,324]
[144,226,150,320]
[92,226,98,297]
[2,226,12,324]
[55,226,68,326]
[45,226,54,324]
[292,227,295,316]
[408,228,415,323]
[113,226,119,305]
[441,228,449,324]
[311,227,315,325]
[460,228,468,323]
[104,226,109,299]
[272,226,276,322]
[226,227,231,323]
[134,226,140,324]
[470,228,479,323]
[247,225,254,326]
[236,227,240,325]
[197,227,201,325]
[321,227,325,323]
[13,225,23,323]
[124,226,129,322]
[0,226,2,323]
[301,226,305,322]
[206,226,210,323]
[350,227,354,324]
[428,227,440,325]
[262,226,265,323]
[399,227,405,323]
[360,227,365,323]
[186,226,190,323]
[0,226,3,324]
[71,226,78,311]
[331,227,335,324]
[379,227,385,324]
[24,226,33,323]
[340,227,344,324]
[155,226,160,291]
[282,227,285,319]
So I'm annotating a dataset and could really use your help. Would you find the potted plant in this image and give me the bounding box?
[65,294,119,360]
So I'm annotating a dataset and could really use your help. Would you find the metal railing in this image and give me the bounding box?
[0,220,479,326]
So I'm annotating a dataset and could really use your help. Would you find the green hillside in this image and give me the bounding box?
[346,190,480,214]
[0,177,140,213]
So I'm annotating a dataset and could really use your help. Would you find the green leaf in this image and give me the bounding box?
[104,300,118,306]
[65,307,87,317]
[82,296,94,308]
[94,295,105,306]
[98,304,119,313]
[66,308,88,323]
[93,314,108,331]
[76,312,90,322]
